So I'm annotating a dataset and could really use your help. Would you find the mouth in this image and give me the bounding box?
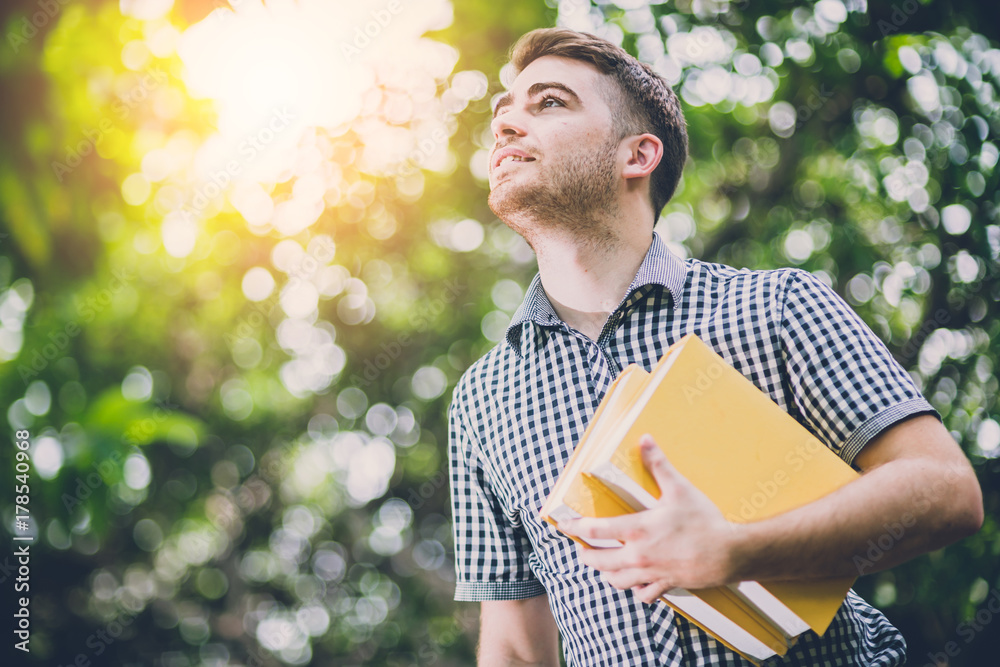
[497,155,535,167]
[492,147,536,171]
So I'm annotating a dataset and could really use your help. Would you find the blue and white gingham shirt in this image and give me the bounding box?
[448,231,937,666]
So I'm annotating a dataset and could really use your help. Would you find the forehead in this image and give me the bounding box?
[513,55,602,90]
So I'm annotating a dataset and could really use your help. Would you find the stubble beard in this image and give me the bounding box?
[487,136,622,251]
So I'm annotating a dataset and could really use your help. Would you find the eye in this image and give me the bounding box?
[539,95,566,109]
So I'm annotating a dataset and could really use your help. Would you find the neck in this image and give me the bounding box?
[533,219,653,341]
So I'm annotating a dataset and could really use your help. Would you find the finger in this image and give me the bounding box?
[578,543,660,580]
[639,434,680,489]
[561,515,634,542]
[601,569,657,591]
[634,579,673,605]
[576,542,626,570]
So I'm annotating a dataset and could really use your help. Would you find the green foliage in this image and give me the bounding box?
[0,0,997,665]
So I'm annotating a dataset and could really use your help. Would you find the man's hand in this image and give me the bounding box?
[560,434,739,604]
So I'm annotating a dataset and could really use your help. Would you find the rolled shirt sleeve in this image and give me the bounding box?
[777,268,940,466]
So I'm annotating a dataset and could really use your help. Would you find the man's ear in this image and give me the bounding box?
[621,133,663,181]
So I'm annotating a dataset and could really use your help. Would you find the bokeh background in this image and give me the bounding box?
[1,0,998,665]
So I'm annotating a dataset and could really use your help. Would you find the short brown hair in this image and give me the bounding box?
[509,28,688,215]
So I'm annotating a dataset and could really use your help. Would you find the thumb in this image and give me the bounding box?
[639,434,679,491]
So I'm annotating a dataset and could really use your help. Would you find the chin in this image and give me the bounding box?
[487,182,528,220]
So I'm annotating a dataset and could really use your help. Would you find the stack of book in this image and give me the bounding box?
[540,334,860,664]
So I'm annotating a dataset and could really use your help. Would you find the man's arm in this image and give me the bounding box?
[478,596,561,667]
[729,413,983,582]
[559,416,983,603]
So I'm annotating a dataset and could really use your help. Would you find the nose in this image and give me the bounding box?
[490,109,527,142]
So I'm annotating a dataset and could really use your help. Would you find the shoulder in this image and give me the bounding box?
[679,257,806,305]
[771,267,858,319]
[683,256,803,285]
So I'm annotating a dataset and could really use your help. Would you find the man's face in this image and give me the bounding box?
[487,55,624,236]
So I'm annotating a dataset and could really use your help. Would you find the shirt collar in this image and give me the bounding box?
[504,230,687,357]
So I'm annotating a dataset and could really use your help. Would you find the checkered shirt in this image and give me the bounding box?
[448,231,937,666]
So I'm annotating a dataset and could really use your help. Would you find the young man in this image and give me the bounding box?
[447,27,983,666]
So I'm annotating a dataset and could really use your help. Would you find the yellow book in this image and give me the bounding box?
[583,333,859,638]
[541,357,800,663]
[541,364,652,546]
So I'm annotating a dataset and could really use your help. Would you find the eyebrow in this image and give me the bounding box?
[492,82,582,119]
